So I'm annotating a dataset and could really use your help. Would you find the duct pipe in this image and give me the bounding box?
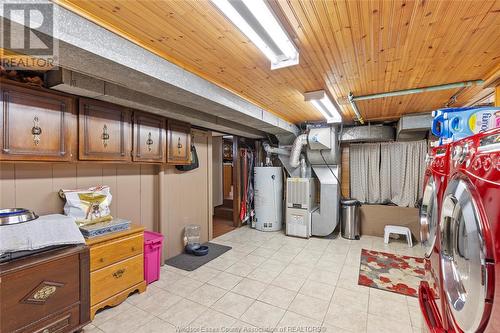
[348,93,365,124]
[352,80,484,102]
[299,155,307,178]
[262,142,291,156]
[289,134,308,168]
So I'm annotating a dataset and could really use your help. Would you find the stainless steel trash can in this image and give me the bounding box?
[340,199,361,240]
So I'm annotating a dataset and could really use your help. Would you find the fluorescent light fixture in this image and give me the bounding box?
[304,90,343,123]
[211,0,299,70]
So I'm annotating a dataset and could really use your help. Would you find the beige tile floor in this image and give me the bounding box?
[84,226,428,333]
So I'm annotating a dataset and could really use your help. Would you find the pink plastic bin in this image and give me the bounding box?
[144,231,164,284]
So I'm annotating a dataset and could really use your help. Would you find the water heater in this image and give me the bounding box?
[254,167,283,232]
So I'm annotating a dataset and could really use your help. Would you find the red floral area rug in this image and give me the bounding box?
[358,249,425,297]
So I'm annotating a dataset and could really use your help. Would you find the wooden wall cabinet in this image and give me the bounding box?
[79,98,132,161]
[132,111,166,163]
[86,224,146,319]
[0,82,77,161]
[167,120,191,165]
[0,82,197,166]
[0,245,90,333]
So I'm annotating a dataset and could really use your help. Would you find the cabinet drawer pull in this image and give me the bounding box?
[177,137,183,153]
[112,268,125,278]
[146,132,153,152]
[32,115,42,146]
[101,124,110,147]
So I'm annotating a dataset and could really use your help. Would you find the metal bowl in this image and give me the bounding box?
[193,245,209,256]
[0,208,38,226]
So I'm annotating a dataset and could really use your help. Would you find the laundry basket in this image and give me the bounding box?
[144,231,164,284]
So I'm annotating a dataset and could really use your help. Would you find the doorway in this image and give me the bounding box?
[212,134,235,238]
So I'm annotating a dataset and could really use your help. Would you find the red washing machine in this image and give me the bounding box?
[419,144,452,332]
[439,127,500,333]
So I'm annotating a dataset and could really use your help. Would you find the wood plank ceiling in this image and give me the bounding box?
[55,0,500,124]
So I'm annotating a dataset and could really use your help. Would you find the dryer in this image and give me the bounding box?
[440,127,500,333]
[419,144,452,332]
[421,144,451,255]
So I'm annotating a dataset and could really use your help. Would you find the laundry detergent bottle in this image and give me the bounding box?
[432,107,500,142]
[431,107,474,138]
[464,107,500,133]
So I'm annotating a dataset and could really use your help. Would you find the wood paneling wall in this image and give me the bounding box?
[0,163,158,231]
[164,130,211,258]
[340,145,350,198]
[212,136,223,207]
[0,130,213,259]
[223,165,233,199]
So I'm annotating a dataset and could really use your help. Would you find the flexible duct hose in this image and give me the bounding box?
[289,133,308,168]
[300,155,307,178]
[262,142,291,156]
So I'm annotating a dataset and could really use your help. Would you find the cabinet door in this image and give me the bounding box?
[0,83,76,161]
[79,98,131,161]
[132,112,166,163]
[167,120,191,165]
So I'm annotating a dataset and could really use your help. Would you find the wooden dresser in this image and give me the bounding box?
[85,225,147,319]
[0,245,90,333]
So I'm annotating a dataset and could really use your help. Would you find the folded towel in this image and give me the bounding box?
[0,214,85,255]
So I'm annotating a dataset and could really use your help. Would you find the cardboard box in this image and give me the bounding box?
[359,205,421,242]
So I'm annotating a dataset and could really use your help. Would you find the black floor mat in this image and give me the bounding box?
[165,242,232,271]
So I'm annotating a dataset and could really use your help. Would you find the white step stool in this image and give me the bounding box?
[384,225,413,248]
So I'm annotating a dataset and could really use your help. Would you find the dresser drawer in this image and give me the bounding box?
[19,305,79,333]
[90,254,143,305]
[90,234,143,271]
[1,253,81,333]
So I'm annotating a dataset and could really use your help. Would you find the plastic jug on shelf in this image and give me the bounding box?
[431,107,500,144]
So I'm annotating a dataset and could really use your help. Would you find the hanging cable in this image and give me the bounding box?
[319,149,341,188]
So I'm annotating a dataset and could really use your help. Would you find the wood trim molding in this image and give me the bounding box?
[495,86,500,107]
[2,90,9,154]
[59,100,66,156]
[207,132,213,241]
[79,248,90,325]
[232,136,241,228]
[340,145,350,198]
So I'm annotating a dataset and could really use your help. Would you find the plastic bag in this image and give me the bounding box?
[59,185,113,226]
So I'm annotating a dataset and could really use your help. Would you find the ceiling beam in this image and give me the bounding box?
[484,64,500,87]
